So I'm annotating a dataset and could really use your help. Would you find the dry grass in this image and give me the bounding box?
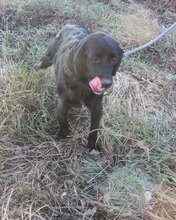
[118,9,160,46]
[144,185,176,220]
[0,0,176,219]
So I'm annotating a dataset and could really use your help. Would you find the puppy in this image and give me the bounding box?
[35,24,123,151]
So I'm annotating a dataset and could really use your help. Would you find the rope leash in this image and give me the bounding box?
[123,22,176,57]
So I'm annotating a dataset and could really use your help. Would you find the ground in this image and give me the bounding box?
[0,0,176,219]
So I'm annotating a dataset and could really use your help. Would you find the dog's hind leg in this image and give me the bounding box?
[34,32,62,69]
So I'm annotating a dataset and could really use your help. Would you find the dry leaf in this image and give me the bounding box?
[61,192,67,199]
[144,191,152,204]
[136,141,150,161]
[103,192,111,203]
[83,207,97,217]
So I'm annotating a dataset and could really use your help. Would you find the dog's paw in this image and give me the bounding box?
[57,130,69,140]
[87,143,101,152]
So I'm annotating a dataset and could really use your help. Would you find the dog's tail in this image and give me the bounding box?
[34,32,62,69]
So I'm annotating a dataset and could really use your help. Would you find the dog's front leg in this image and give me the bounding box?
[86,96,103,151]
[56,97,70,139]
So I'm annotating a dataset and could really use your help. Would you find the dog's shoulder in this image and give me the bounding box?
[59,24,89,35]
[57,24,89,45]
[54,24,89,65]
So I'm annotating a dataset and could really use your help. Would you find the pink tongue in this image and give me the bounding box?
[89,77,105,92]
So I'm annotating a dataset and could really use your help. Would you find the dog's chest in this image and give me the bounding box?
[66,84,91,105]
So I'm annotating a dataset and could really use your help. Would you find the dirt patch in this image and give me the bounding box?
[0,4,58,30]
[0,3,98,31]
[134,0,176,12]
[134,0,176,27]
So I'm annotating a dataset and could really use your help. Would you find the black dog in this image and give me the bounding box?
[35,24,123,151]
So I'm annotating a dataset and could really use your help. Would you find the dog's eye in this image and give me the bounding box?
[112,57,117,63]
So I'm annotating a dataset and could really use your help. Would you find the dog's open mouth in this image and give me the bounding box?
[89,77,105,95]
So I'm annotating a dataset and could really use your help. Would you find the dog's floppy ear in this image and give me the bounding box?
[112,47,123,76]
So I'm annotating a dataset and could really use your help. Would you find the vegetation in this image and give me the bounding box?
[0,0,175,219]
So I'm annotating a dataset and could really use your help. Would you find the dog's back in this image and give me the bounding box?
[34,24,89,69]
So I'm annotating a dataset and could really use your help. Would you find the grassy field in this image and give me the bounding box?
[0,0,176,219]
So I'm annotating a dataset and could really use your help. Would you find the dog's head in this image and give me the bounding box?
[75,32,123,95]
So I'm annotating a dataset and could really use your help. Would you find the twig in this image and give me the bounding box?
[2,188,14,220]
[0,90,32,97]
[84,196,141,219]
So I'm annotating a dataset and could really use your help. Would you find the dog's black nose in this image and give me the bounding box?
[101,79,113,88]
